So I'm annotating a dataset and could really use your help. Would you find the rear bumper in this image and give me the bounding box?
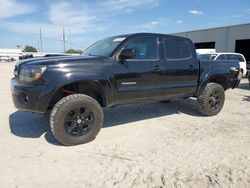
[242,68,248,77]
[247,66,250,78]
[248,69,250,83]
[231,69,243,88]
[11,78,46,113]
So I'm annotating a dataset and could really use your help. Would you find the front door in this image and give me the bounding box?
[113,36,161,104]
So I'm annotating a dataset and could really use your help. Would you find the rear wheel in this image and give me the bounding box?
[197,83,225,116]
[50,94,104,146]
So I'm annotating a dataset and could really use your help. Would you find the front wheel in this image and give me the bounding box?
[197,83,225,116]
[50,94,104,146]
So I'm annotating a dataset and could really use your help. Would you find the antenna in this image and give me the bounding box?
[39,27,43,52]
[62,28,67,53]
[69,28,71,49]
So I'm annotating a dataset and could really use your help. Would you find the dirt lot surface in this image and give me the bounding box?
[0,63,250,188]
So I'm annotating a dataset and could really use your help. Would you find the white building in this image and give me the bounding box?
[0,48,22,60]
[173,23,250,62]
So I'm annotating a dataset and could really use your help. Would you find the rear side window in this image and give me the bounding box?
[164,38,192,60]
[226,54,244,62]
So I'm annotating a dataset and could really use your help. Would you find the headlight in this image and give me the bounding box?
[19,65,47,82]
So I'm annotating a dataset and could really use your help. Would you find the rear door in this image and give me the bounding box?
[113,36,161,103]
[156,37,199,97]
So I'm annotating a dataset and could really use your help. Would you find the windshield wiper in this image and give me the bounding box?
[86,53,98,57]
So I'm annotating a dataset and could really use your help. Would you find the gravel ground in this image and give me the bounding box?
[0,62,250,188]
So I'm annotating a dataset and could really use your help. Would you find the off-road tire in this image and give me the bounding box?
[197,82,225,116]
[50,94,104,146]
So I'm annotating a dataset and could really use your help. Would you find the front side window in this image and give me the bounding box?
[82,36,126,57]
[164,38,192,60]
[125,37,158,59]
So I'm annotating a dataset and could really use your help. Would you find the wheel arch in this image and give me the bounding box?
[195,73,229,97]
[47,80,108,111]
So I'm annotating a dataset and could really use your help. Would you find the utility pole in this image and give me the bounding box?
[62,28,66,53]
[37,40,40,52]
[39,27,43,53]
[68,28,71,49]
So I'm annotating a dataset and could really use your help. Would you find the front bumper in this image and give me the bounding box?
[11,78,46,113]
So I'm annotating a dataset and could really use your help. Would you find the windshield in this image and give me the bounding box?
[198,54,218,60]
[82,36,126,57]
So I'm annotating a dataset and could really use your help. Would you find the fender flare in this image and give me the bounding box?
[195,70,229,97]
[37,72,114,112]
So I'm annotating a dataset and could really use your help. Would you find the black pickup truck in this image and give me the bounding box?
[11,33,242,145]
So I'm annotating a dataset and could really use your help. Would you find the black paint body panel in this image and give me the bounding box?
[11,33,241,114]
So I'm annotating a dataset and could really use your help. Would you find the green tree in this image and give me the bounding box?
[23,45,38,52]
[65,49,83,54]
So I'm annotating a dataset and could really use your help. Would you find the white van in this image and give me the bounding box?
[198,53,247,77]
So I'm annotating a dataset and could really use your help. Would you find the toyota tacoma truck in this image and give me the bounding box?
[11,33,242,145]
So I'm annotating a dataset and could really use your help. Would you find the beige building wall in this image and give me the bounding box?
[173,23,250,53]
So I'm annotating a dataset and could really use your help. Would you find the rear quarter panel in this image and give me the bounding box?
[195,60,240,96]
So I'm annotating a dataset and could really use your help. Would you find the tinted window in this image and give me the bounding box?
[198,54,217,60]
[125,37,158,59]
[82,36,126,57]
[216,54,226,60]
[226,54,244,61]
[164,38,191,59]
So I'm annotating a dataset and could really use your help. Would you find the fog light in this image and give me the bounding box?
[17,93,29,104]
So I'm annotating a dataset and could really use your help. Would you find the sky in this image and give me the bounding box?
[0,0,250,52]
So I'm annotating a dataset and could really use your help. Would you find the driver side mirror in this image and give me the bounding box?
[119,48,135,61]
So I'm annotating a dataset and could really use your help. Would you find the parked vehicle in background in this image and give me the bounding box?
[0,56,14,62]
[11,33,242,145]
[0,56,9,62]
[198,53,247,77]
[19,53,34,60]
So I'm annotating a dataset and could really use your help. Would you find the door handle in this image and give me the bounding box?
[153,65,162,72]
[189,65,194,70]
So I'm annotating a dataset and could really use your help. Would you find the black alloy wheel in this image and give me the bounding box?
[50,94,104,146]
[197,82,225,116]
[65,107,95,136]
[208,90,221,111]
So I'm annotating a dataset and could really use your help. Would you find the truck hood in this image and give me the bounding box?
[16,55,110,67]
